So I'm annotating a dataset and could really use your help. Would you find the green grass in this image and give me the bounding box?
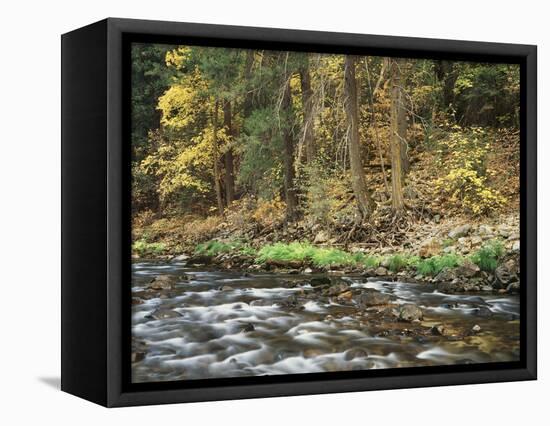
[311,247,356,267]
[195,240,256,257]
[256,242,382,268]
[470,239,504,272]
[256,242,316,264]
[132,239,167,256]
[387,254,409,272]
[194,239,506,276]
[412,254,462,276]
[352,252,381,269]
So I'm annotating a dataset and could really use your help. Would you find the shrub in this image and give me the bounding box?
[132,239,167,256]
[251,197,286,228]
[301,165,356,228]
[434,128,507,216]
[470,239,504,272]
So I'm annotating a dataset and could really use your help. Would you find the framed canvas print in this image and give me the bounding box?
[61,18,537,407]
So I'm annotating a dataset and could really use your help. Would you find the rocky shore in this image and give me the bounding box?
[134,214,520,296]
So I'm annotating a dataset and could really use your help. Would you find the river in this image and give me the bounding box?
[131,260,520,383]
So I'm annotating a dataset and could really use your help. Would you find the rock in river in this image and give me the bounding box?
[310,276,332,287]
[148,275,177,290]
[358,291,391,307]
[397,304,423,322]
[149,308,182,320]
[344,348,368,360]
[326,282,350,296]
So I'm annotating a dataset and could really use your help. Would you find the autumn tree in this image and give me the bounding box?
[281,57,298,221]
[299,54,316,163]
[344,55,374,219]
[390,58,405,214]
[212,101,224,213]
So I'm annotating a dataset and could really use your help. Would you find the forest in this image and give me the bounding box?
[131,43,520,290]
[130,43,522,381]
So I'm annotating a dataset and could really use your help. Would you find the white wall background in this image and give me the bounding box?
[0,0,546,423]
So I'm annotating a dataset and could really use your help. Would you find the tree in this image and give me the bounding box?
[130,44,174,212]
[397,61,410,174]
[281,70,298,221]
[344,55,374,219]
[435,60,458,111]
[212,102,224,213]
[223,100,235,204]
[390,58,406,214]
[299,54,316,163]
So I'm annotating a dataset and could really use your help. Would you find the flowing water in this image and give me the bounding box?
[131,261,520,383]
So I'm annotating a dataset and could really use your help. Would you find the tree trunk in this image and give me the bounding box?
[436,60,458,110]
[390,59,405,214]
[344,55,374,219]
[212,101,224,213]
[223,100,235,205]
[282,77,298,221]
[397,62,410,174]
[243,50,255,117]
[299,55,315,163]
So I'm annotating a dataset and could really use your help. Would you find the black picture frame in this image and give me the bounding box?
[61,17,537,407]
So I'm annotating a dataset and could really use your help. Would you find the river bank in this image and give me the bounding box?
[133,213,520,295]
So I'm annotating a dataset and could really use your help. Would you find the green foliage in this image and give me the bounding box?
[237,107,284,198]
[132,239,167,256]
[387,254,409,272]
[195,240,256,257]
[470,239,504,272]
[453,63,520,127]
[300,164,356,228]
[412,254,462,277]
[195,240,233,256]
[353,253,381,269]
[256,242,316,264]
[256,243,381,268]
[130,43,520,261]
[311,248,356,267]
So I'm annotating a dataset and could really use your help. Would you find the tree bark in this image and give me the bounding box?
[344,55,374,219]
[223,100,235,205]
[212,101,224,213]
[282,76,298,221]
[390,59,405,214]
[436,60,458,110]
[243,50,255,117]
[397,62,410,174]
[299,55,315,163]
